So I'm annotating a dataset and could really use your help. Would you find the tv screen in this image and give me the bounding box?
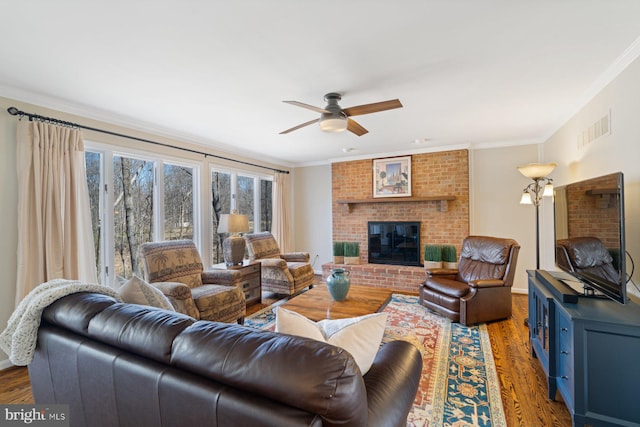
[553,172,627,303]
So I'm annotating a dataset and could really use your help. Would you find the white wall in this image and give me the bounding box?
[544,55,640,297]
[292,165,332,273]
[470,145,544,293]
[0,98,19,369]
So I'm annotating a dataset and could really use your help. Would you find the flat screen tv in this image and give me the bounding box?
[553,172,627,303]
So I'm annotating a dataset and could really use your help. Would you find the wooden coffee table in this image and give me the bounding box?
[280,284,393,321]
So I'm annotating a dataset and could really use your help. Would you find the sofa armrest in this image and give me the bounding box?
[281,252,310,262]
[150,282,200,320]
[364,340,422,427]
[201,269,242,287]
[468,279,504,288]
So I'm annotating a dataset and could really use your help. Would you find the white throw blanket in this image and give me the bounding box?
[0,279,121,366]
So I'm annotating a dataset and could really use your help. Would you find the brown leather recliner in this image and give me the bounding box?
[419,236,520,325]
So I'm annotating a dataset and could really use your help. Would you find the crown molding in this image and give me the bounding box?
[543,35,640,143]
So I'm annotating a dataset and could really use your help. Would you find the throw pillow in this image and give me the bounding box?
[118,276,175,311]
[274,307,387,374]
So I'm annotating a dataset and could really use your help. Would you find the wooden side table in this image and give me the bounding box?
[211,261,261,306]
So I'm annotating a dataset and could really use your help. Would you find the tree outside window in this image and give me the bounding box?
[164,164,194,240]
[113,156,153,281]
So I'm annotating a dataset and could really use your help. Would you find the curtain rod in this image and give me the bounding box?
[6,106,289,175]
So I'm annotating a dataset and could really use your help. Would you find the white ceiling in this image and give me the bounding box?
[2,1,640,167]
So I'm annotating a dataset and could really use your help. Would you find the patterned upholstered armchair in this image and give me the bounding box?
[243,232,315,296]
[138,240,246,324]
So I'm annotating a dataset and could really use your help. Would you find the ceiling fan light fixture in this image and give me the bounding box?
[319,112,348,132]
[281,92,401,136]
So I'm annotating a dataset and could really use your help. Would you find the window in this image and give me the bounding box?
[85,144,273,286]
[164,163,194,240]
[238,175,255,232]
[260,178,273,232]
[113,155,154,280]
[211,168,273,265]
[85,151,103,284]
[211,170,231,265]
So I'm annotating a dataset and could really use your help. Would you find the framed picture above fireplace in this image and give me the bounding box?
[373,156,411,198]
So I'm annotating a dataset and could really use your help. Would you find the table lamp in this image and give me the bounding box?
[218,213,249,266]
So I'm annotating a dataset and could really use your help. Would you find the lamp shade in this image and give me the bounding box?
[319,113,348,132]
[520,192,533,204]
[218,214,249,234]
[517,162,557,179]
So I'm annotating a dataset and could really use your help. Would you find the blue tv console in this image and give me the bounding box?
[528,270,640,427]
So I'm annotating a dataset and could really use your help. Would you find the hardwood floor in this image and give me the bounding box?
[0,364,33,404]
[0,292,571,426]
[488,294,572,426]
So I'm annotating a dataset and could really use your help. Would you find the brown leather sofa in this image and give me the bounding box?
[29,292,422,427]
[419,236,520,325]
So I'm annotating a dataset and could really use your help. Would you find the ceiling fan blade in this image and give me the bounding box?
[343,99,403,117]
[347,118,368,136]
[283,100,329,114]
[280,118,320,134]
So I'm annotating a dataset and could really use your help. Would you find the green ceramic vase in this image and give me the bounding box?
[326,268,351,301]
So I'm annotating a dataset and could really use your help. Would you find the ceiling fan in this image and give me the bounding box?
[280,93,402,136]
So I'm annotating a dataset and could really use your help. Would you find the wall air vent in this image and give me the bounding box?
[577,110,611,149]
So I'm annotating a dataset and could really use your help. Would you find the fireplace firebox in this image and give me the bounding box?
[368,221,421,266]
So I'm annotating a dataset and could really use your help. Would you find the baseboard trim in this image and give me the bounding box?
[0,358,14,371]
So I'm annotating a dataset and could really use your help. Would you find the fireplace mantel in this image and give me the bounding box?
[336,195,456,213]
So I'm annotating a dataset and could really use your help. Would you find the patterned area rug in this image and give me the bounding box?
[245,294,506,427]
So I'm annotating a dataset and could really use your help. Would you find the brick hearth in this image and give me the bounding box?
[322,262,425,294]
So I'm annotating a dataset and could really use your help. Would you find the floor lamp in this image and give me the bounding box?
[518,162,557,269]
[518,162,556,327]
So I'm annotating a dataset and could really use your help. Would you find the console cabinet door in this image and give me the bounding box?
[575,320,640,426]
[529,279,556,398]
[555,307,574,414]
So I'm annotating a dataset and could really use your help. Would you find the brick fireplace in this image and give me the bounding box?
[323,149,470,293]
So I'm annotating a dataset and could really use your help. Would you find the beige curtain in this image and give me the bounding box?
[271,172,292,252]
[15,120,98,306]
